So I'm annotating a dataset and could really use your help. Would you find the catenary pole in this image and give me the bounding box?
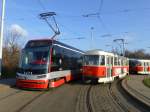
[0,0,6,77]
[90,27,94,49]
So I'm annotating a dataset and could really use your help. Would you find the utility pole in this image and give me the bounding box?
[113,39,125,56]
[0,0,6,77]
[90,27,94,49]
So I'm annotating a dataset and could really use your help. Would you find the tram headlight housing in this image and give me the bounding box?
[37,75,47,78]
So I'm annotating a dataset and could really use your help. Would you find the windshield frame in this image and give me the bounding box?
[18,46,50,75]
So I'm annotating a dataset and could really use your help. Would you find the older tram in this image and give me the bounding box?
[82,49,129,83]
[16,39,84,89]
[129,58,150,75]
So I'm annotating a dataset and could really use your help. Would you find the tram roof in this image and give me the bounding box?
[24,39,84,54]
[129,58,150,62]
[84,49,114,56]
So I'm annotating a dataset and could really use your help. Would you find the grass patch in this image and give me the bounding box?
[126,75,131,80]
[143,77,150,88]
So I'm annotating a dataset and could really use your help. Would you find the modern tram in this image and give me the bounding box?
[82,49,129,83]
[16,39,84,89]
[129,58,150,75]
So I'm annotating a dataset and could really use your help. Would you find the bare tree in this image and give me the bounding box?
[125,49,150,59]
[2,24,27,78]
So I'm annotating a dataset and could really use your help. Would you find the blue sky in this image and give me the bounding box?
[1,0,150,52]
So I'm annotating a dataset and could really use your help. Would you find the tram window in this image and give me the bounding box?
[121,59,122,66]
[51,47,63,70]
[93,56,99,65]
[100,55,105,65]
[106,57,109,65]
[124,60,126,66]
[127,60,129,66]
[140,62,143,66]
[137,61,142,66]
[130,60,138,66]
[122,60,124,66]
[125,59,128,66]
[147,62,149,66]
[145,62,147,66]
[145,62,148,66]
[111,57,113,65]
[129,61,133,66]
[114,57,118,65]
[84,55,99,65]
[122,59,124,66]
[126,60,128,66]
[118,59,121,66]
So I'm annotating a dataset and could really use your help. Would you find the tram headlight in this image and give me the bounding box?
[16,73,20,78]
[16,74,19,78]
[37,75,47,78]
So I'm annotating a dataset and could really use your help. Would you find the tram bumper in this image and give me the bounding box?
[16,79,49,89]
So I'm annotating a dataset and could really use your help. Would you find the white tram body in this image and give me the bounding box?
[82,49,129,83]
[129,58,150,75]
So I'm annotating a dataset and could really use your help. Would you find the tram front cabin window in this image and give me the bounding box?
[84,55,105,66]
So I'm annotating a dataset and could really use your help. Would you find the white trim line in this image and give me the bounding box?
[53,44,84,54]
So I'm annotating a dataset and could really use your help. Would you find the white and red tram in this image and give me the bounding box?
[16,39,84,89]
[113,55,129,79]
[129,58,150,75]
[82,49,129,83]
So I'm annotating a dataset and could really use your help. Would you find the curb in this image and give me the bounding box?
[121,79,150,108]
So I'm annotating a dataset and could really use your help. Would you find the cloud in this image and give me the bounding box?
[9,24,28,37]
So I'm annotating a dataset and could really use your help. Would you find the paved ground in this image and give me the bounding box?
[0,77,149,112]
[122,75,150,107]
[0,79,82,112]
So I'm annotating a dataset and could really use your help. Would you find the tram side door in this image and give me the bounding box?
[106,56,113,78]
[144,62,148,74]
[143,62,145,74]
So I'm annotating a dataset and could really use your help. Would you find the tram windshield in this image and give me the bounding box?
[18,47,50,74]
[129,60,141,67]
[84,55,105,66]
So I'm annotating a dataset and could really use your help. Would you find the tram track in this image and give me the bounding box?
[76,81,125,112]
[0,86,49,112]
[91,84,123,112]
[75,81,130,112]
[0,89,22,101]
[15,91,47,112]
[75,84,94,112]
[79,79,150,112]
[86,86,94,112]
[110,79,150,112]
[108,82,131,112]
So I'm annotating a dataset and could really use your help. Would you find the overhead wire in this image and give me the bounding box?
[19,0,150,43]
[36,0,85,41]
[98,0,103,13]
[97,0,111,34]
[57,21,86,40]
[37,0,47,11]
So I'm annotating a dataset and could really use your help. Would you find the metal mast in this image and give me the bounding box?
[113,39,125,56]
[0,0,6,77]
